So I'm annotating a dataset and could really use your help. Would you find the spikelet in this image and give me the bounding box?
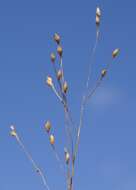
[101,69,107,78]
[96,7,101,26]
[54,33,61,44]
[64,148,70,164]
[112,48,120,58]
[10,125,17,137]
[46,76,53,87]
[63,81,68,93]
[45,121,51,133]
[50,53,56,63]
[49,134,55,145]
[57,70,63,80]
[65,152,70,164]
[57,46,63,57]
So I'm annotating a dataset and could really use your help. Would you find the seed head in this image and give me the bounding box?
[65,152,70,164]
[46,76,53,87]
[53,33,61,44]
[10,125,17,137]
[50,53,56,63]
[45,121,51,133]
[96,7,101,26]
[49,134,55,145]
[112,48,120,58]
[57,70,63,80]
[57,46,63,57]
[96,7,101,17]
[63,81,68,93]
[101,69,107,78]
[64,148,70,164]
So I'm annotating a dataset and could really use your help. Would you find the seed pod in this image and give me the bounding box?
[96,15,100,26]
[57,70,63,80]
[57,46,63,57]
[63,81,68,93]
[101,69,107,78]
[96,7,101,26]
[10,125,17,137]
[46,76,53,87]
[65,152,70,164]
[50,53,56,63]
[45,121,51,133]
[64,148,70,164]
[54,33,61,44]
[96,7,101,17]
[112,48,120,58]
[49,134,55,145]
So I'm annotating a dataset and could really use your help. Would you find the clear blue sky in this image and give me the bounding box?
[0,0,135,190]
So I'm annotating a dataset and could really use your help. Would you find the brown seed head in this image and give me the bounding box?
[45,121,51,133]
[49,134,55,145]
[57,46,63,57]
[50,53,56,63]
[112,48,120,58]
[65,152,70,164]
[63,81,68,93]
[57,70,63,80]
[46,76,53,87]
[101,69,107,78]
[10,125,17,137]
[54,33,61,44]
[64,148,70,164]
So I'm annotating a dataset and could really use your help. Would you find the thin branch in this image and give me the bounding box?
[50,144,65,175]
[72,23,100,180]
[60,57,65,83]
[15,134,50,190]
[86,27,100,90]
[85,59,113,103]
[58,56,75,190]
[63,105,74,190]
[85,77,102,104]
[73,58,114,166]
[51,84,64,104]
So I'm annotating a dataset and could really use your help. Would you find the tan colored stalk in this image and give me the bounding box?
[10,126,50,190]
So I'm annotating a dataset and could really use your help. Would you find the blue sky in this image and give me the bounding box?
[0,0,136,190]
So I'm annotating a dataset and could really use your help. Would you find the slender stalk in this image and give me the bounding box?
[60,57,65,83]
[59,56,75,190]
[51,144,65,175]
[63,105,74,190]
[51,78,74,177]
[86,59,113,103]
[72,25,100,181]
[74,59,114,166]
[15,134,50,190]
[51,84,64,104]
[86,28,100,90]
[49,65,74,190]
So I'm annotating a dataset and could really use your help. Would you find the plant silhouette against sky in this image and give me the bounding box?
[10,6,120,190]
